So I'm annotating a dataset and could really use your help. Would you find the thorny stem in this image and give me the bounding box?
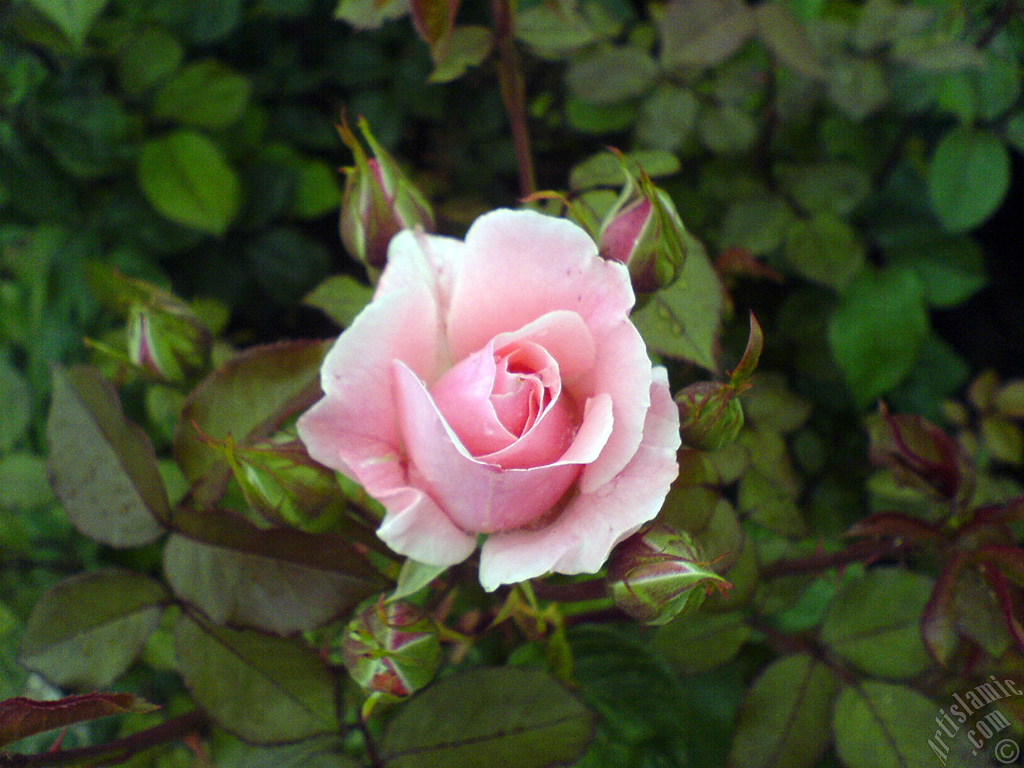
[491,0,536,198]
[760,539,918,580]
[0,710,207,768]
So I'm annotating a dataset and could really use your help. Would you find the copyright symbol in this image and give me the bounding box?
[995,738,1020,764]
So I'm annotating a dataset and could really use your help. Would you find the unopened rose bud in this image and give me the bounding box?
[869,402,973,503]
[222,438,345,531]
[607,523,730,625]
[126,301,211,384]
[676,382,744,451]
[341,598,442,716]
[598,159,688,295]
[338,116,434,275]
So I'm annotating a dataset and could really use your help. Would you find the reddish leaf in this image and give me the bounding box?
[970,495,1024,527]
[846,512,942,545]
[410,0,461,56]
[0,692,158,748]
[976,544,1024,588]
[984,567,1024,657]
[921,551,967,665]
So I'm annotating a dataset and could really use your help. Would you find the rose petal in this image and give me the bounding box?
[376,486,478,566]
[578,318,653,492]
[430,342,516,456]
[477,367,680,591]
[491,310,596,390]
[446,210,635,363]
[395,362,583,533]
[297,281,441,496]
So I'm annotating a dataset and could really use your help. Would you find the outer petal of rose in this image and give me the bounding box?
[446,210,635,363]
[376,229,462,329]
[394,362,613,532]
[376,486,478,566]
[477,367,681,591]
[578,317,652,492]
[296,281,440,497]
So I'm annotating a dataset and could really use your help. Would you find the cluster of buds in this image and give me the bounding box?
[337,116,434,277]
[607,523,731,625]
[340,597,442,718]
[87,265,211,384]
[597,154,689,296]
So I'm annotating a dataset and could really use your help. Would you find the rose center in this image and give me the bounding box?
[429,341,577,466]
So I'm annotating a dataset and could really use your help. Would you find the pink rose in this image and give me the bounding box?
[298,209,680,591]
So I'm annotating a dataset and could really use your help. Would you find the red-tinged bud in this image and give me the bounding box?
[869,403,974,503]
[607,523,731,625]
[676,382,744,451]
[598,157,688,295]
[87,265,211,384]
[341,598,442,717]
[127,303,211,384]
[338,116,434,275]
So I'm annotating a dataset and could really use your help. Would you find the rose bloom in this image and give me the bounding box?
[298,209,680,591]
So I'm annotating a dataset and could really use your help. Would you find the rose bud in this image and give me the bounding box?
[337,116,434,276]
[598,160,688,296]
[126,301,211,384]
[869,402,974,504]
[220,437,346,531]
[676,381,745,451]
[607,523,730,625]
[341,597,442,717]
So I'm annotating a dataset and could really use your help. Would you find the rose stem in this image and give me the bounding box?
[491,0,537,198]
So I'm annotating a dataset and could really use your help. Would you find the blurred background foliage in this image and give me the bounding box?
[2,0,1024,765]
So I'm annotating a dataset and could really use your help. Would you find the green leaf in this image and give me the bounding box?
[564,98,638,135]
[429,26,493,83]
[19,570,169,689]
[28,0,110,47]
[566,45,657,105]
[828,267,929,408]
[303,275,373,328]
[783,214,865,290]
[653,611,751,675]
[514,4,600,59]
[569,625,686,745]
[291,159,340,219]
[659,0,755,69]
[636,85,699,151]
[754,1,825,80]
[928,127,1010,233]
[389,558,448,603]
[1005,111,1024,155]
[0,454,52,509]
[832,681,936,768]
[884,236,987,308]
[717,195,794,255]
[215,734,359,768]
[826,57,888,121]
[174,340,330,490]
[153,60,251,129]
[334,0,409,29]
[381,667,592,768]
[698,104,758,154]
[776,162,871,217]
[46,365,167,547]
[116,27,183,96]
[175,613,339,744]
[137,130,241,236]
[0,692,157,749]
[569,150,680,191]
[0,358,30,451]
[163,510,386,635]
[820,567,932,679]
[728,654,838,768]
[633,234,723,370]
